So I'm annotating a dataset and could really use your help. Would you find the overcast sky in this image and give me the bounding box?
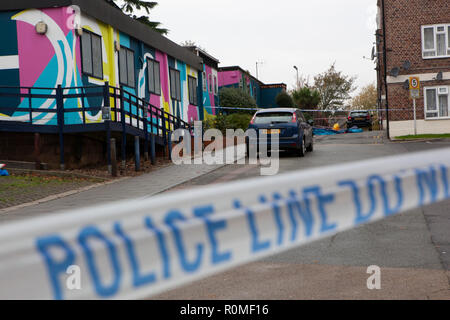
[140,0,378,95]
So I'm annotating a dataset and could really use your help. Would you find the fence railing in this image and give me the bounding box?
[0,83,191,137]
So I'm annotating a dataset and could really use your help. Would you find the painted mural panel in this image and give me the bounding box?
[0,7,200,126]
[0,8,112,125]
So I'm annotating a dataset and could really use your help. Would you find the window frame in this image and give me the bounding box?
[80,29,104,80]
[202,71,207,92]
[147,58,161,95]
[424,86,450,120]
[169,68,181,101]
[421,24,450,59]
[118,46,136,88]
[188,76,198,106]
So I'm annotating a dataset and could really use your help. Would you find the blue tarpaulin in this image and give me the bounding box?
[0,169,9,176]
[313,127,363,136]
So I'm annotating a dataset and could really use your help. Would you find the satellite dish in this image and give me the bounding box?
[371,47,377,60]
[403,80,409,90]
[436,71,443,81]
[403,60,411,70]
[390,67,400,77]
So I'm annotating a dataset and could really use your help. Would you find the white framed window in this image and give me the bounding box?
[213,75,218,95]
[424,86,450,119]
[202,71,207,91]
[422,24,450,59]
[208,74,213,93]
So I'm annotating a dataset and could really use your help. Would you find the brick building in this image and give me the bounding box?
[376,0,450,138]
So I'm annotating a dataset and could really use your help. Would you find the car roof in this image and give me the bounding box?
[256,108,297,114]
[350,110,369,113]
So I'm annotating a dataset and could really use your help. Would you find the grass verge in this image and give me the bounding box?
[395,134,450,140]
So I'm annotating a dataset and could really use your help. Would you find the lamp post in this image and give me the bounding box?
[293,66,299,87]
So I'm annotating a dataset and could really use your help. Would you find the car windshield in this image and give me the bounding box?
[254,112,294,124]
[350,112,368,117]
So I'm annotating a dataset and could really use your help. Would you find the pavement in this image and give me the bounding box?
[1,131,449,299]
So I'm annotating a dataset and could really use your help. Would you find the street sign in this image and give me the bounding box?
[408,77,420,135]
[409,77,420,99]
[409,76,420,90]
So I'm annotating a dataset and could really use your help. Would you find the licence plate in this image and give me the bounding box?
[261,129,281,134]
[356,117,365,121]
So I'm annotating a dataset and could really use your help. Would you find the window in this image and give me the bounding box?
[169,68,181,101]
[422,24,450,58]
[147,58,161,95]
[425,86,450,119]
[118,46,135,87]
[209,74,213,93]
[202,71,207,91]
[188,76,198,105]
[213,75,218,95]
[81,30,103,79]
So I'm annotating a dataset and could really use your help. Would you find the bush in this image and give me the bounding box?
[219,87,256,114]
[275,91,294,108]
[226,113,253,131]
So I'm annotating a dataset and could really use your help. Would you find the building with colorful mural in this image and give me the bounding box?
[218,66,287,109]
[185,46,220,118]
[0,0,204,126]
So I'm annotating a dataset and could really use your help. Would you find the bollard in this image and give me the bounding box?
[135,136,140,172]
[110,138,118,177]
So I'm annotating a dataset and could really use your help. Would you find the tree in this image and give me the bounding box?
[352,83,377,110]
[275,91,294,108]
[110,0,168,35]
[218,87,256,114]
[313,63,357,111]
[291,87,321,110]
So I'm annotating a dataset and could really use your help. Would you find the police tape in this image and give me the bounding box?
[0,148,449,300]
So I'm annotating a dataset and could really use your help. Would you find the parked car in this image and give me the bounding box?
[246,108,314,157]
[347,110,373,131]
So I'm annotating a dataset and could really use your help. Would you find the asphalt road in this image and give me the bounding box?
[155,131,450,300]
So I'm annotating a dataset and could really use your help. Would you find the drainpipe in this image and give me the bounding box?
[381,0,390,139]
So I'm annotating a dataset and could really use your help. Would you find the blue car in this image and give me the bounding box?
[246,108,314,157]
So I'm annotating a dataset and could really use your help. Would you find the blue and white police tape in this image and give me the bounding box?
[0,148,449,300]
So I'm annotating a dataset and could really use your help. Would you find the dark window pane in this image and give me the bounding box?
[81,32,92,75]
[176,72,181,101]
[148,60,155,93]
[119,49,127,85]
[127,50,135,87]
[91,34,103,78]
[154,61,161,95]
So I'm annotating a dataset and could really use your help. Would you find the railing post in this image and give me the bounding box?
[120,86,126,172]
[56,84,65,170]
[144,109,149,162]
[104,82,112,174]
[28,88,32,124]
[162,111,167,158]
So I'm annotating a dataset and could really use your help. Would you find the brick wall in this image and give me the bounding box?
[377,0,450,125]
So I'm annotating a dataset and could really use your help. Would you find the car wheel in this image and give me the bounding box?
[298,137,306,157]
[369,126,373,131]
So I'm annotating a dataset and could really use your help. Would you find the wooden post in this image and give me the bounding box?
[110,138,118,177]
[34,133,41,170]
[134,136,140,172]
[150,134,156,165]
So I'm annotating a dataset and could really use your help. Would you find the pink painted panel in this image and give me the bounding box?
[218,70,241,87]
[17,22,55,88]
